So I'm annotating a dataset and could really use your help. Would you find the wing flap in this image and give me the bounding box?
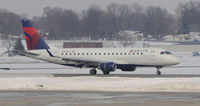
[62,57,109,65]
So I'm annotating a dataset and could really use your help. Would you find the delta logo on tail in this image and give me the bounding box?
[21,20,49,50]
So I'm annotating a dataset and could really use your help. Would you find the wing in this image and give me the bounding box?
[45,49,112,67]
[16,49,113,68]
[62,57,108,65]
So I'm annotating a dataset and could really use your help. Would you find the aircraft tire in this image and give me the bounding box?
[103,70,110,75]
[156,71,161,75]
[90,69,97,75]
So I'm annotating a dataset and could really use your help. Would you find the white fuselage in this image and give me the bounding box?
[28,48,180,67]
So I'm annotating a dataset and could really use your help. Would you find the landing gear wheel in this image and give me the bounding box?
[156,66,162,75]
[103,70,110,75]
[156,71,161,75]
[90,69,97,75]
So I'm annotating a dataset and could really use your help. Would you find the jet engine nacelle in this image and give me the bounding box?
[100,62,116,72]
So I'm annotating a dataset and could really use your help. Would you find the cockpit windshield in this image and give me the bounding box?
[160,51,172,55]
[165,51,172,54]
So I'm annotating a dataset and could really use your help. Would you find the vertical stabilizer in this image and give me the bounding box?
[21,19,49,50]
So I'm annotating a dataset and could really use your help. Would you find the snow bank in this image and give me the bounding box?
[0,76,200,92]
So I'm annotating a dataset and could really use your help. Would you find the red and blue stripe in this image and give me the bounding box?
[21,20,49,50]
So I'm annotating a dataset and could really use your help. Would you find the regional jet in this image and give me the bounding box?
[18,19,180,75]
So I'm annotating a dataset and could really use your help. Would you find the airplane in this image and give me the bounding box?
[18,19,180,75]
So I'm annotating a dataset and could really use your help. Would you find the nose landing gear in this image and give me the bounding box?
[90,69,97,75]
[156,66,162,75]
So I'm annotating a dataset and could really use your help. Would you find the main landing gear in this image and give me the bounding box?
[89,69,110,75]
[102,70,110,75]
[90,69,97,75]
[156,66,162,75]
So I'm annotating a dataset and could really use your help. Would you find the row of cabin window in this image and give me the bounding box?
[61,52,144,56]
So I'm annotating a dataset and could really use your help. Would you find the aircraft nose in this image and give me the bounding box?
[172,57,180,65]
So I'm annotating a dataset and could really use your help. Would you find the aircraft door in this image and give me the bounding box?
[150,51,156,61]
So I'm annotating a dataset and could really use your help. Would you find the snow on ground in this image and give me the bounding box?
[0,76,200,92]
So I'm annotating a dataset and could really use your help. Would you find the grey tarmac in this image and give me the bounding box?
[0,91,199,106]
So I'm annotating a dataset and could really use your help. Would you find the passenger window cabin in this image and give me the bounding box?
[65,51,150,56]
[165,51,172,54]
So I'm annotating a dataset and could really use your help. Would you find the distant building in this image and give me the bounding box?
[190,32,200,41]
[71,36,92,41]
[177,34,191,41]
[163,35,179,41]
[118,30,144,41]
[173,32,200,41]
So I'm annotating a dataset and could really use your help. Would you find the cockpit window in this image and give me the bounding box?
[165,51,172,54]
[160,51,165,55]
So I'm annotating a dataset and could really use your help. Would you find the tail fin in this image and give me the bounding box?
[21,19,49,50]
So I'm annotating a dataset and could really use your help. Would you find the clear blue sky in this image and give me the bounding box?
[0,0,191,17]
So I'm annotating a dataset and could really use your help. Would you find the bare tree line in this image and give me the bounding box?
[0,1,200,40]
[0,9,22,36]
